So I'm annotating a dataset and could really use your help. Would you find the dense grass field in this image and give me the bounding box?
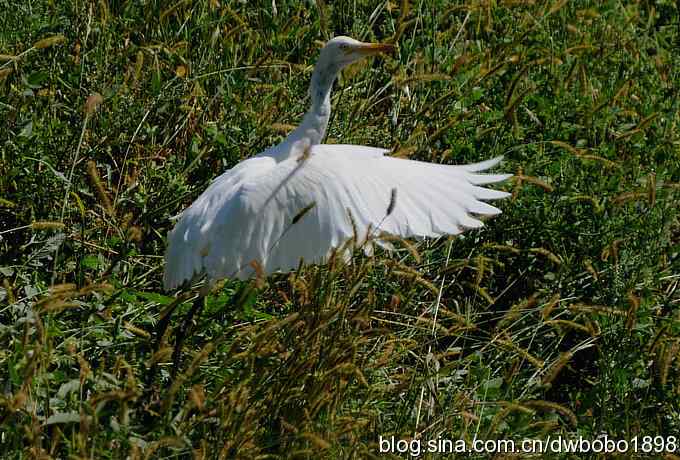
[1,0,679,458]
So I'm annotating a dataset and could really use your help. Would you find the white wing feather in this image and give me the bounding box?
[163,146,510,290]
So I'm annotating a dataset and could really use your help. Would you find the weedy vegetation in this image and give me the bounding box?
[1,0,679,458]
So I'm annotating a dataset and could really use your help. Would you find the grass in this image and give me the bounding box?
[1,0,679,458]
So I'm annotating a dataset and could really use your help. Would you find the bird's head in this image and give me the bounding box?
[318,36,395,69]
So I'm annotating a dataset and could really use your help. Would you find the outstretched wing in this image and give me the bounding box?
[163,145,511,289]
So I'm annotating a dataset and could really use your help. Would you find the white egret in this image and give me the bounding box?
[163,36,511,290]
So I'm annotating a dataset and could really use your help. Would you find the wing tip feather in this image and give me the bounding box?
[461,155,505,172]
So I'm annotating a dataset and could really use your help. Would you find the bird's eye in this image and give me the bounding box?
[340,44,348,50]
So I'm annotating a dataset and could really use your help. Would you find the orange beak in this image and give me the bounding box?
[351,42,396,56]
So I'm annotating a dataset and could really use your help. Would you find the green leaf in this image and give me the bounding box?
[253,309,274,320]
[81,255,102,270]
[8,357,21,387]
[151,71,161,94]
[26,71,49,88]
[236,285,258,319]
[18,121,33,138]
[136,291,175,305]
[484,377,504,390]
[471,86,485,102]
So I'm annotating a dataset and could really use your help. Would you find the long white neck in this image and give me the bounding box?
[271,60,340,160]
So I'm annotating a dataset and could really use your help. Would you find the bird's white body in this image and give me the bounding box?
[163,37,511,290]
